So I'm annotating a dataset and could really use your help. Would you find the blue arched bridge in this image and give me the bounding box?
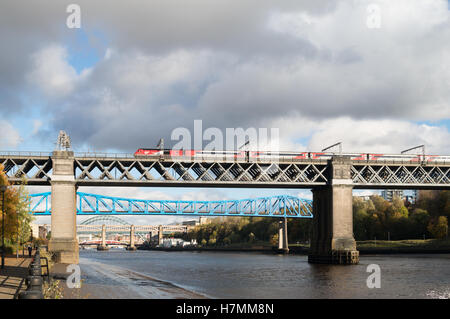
[29,192,313,218]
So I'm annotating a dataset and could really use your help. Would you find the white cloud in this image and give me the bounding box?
[0,121,21,148]
[27,44,89,98]
[271,116,450,154]
[32,119,42,135]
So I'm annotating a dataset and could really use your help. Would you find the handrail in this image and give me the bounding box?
[40,256,50,283]
[0,151,52,157]
[1,150,450,165]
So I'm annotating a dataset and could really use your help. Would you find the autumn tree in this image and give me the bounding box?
[427,216,448,239]
[0,164,33,249]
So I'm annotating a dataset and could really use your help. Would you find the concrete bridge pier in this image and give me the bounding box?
[48,151,79,264]
[126,225,137,251]
[97,224,109,251]
[308,157,359,265]
[158,225,163,246]
[277,217,289,254]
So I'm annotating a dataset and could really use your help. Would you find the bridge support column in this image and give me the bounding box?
[277,217,289,254]
[97,224,109,251]
[158,225,163,246]
[127,225,137,251]
[48,151,79,264]
[308,157,359,265]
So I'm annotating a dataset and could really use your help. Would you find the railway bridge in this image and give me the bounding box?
[2,140,450,264]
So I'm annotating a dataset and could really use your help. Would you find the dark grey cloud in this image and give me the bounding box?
[1,0,449,152]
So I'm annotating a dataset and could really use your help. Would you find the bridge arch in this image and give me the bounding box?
[80,215,131,226]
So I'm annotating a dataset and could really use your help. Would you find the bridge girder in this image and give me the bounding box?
[29,192,313,218]
[2,153,450,188]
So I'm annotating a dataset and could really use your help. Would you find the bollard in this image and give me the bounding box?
[26,275,43,291]
[29,262,41,276]
[19,250,44,299]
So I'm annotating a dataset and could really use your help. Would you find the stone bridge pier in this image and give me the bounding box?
[48,151,79,264]
[97,224,109,251]
[308,157,359,264]
[277,217,289,254]
[158,225,163,246]
[126,225,137,251]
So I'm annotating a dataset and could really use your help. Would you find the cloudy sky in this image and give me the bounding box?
[1,0,449,225]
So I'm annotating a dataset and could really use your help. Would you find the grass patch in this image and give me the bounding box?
[356,239,450,249]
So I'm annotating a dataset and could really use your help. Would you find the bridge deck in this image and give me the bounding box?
[1,153,450,189]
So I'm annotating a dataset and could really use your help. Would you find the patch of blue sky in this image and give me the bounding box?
[291,136,311,151]
[411,119,450,137]
[66,28,108,74]
[8,98,53,151]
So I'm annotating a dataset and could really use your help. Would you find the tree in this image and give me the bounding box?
[409,208,430,237]
[271,234,278,246]
[15,182,33,246]
[248,232,255,243]
[0,165,34,249]
[427,216,448,239]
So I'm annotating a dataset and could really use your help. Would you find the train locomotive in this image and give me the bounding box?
[134,148,449,162]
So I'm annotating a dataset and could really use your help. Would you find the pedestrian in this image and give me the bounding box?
[27,245,32,257]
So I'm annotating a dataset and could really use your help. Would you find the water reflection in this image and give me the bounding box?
[79,250,450,299]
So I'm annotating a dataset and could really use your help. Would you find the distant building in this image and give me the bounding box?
[162,238,184,248]
[381,190,404,202]
[182,220,198,226]
[354,195,372,201]
[182,217,211,227]
[39,225,49,239]
[403,190,420,204]
[30,223,39,238]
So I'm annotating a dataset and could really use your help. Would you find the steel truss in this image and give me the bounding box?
[351,163,450,188]
[2,153,450,188]
[73,158,329,187]
[28,192,313,218]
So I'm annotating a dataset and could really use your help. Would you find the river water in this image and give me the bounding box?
[78,249,450,299]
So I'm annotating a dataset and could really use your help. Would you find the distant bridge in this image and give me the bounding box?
[74,216,189,249]
[77,215,187,233]
[28,192,313,218]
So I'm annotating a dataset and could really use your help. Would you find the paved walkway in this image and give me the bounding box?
[0,255,32,299]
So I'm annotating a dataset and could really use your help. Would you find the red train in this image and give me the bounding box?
[134,149,449,162]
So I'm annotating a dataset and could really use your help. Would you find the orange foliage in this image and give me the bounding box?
[0,164,20,239]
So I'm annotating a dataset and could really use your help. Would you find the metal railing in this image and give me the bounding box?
[18,248,44,299]
[0,151,52,157]
[1,150,450,166]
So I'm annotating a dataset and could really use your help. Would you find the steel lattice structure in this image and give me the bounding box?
[2,153,450,188]
[28,192,313,218]
[76,216,187,239]
[351,163,450,189]
[80,215,132,225]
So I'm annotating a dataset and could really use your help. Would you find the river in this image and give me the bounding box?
[77,249,450,299]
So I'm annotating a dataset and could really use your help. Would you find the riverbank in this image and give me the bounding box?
[57,257,208,299]
[0,255,31,299]
[139,239,450,255]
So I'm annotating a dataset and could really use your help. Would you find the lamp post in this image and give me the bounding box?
[16,211,19,259]
[1,185,7,269]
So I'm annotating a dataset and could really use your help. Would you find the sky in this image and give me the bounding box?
[1,0,449,225]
